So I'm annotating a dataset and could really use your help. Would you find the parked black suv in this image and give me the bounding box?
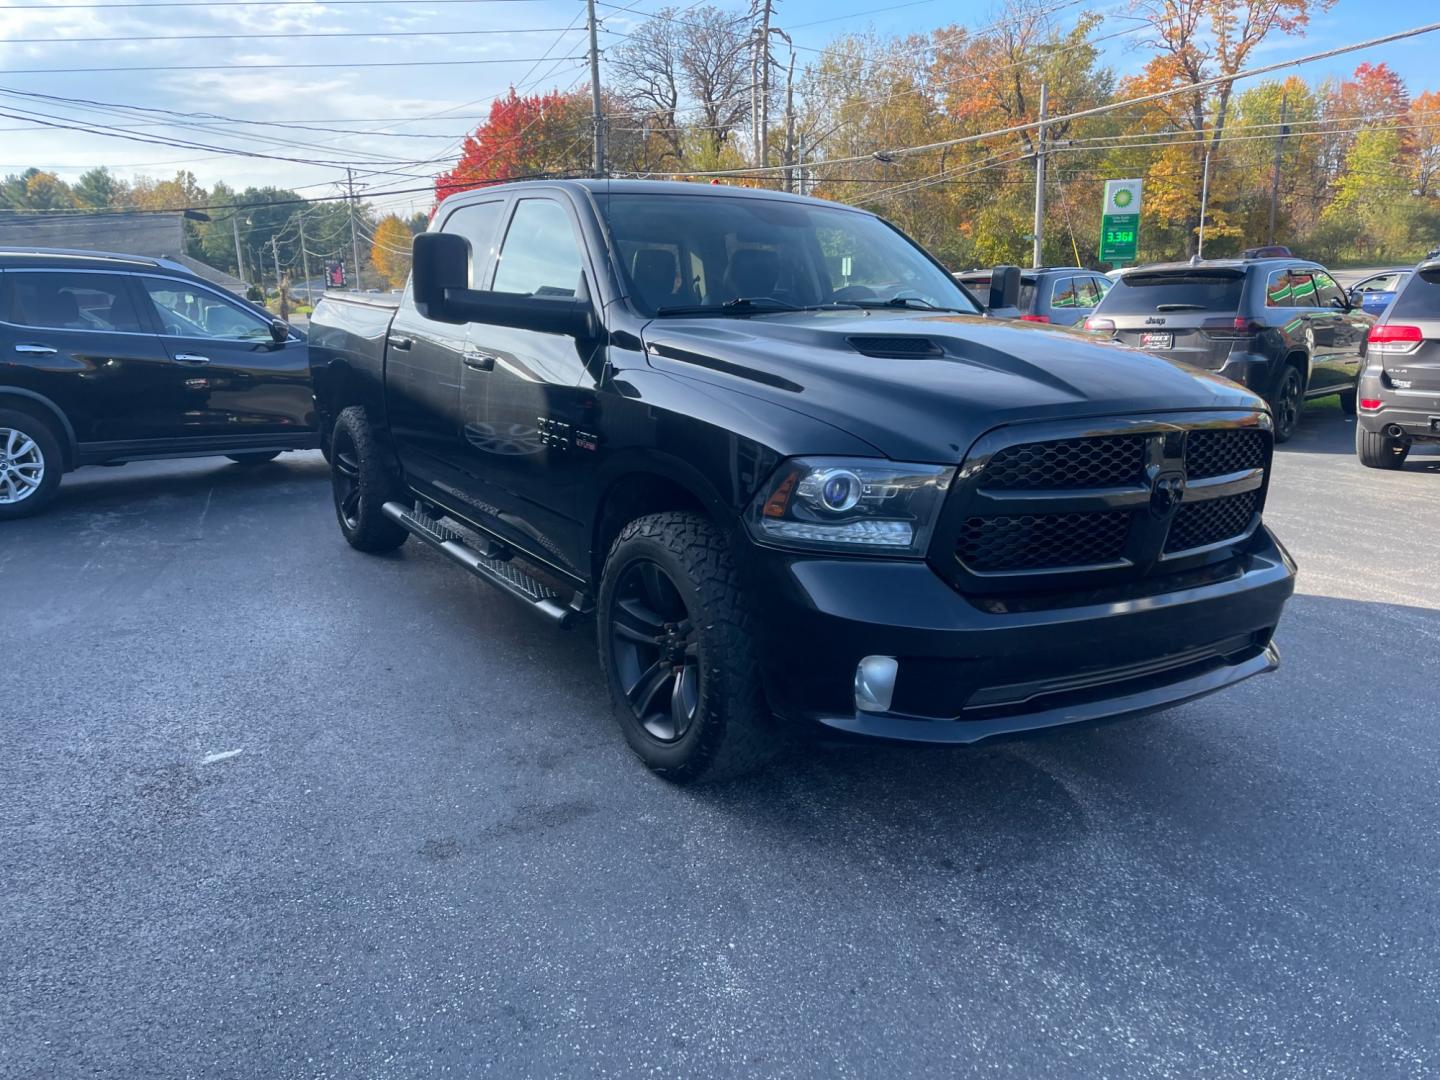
[0,248,314,518]
[1085,259,1374,441]
[1355,256,1440,468]
[308,180,1295,782]
[954,266,1111,326]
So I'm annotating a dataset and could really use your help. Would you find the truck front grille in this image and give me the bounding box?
[939,415,1271,591]
[959,511,1130,572]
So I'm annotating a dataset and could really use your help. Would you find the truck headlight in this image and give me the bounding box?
[747,457,955,556]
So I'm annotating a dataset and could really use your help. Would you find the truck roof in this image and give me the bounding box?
[436,177,867,213]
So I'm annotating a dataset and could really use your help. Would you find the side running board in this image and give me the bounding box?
[381,501,585,627]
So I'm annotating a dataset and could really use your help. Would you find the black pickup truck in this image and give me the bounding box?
[309,179,1296,781]
[0,248,314,517]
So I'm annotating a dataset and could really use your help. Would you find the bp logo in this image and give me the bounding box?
[1113,188,1134,210]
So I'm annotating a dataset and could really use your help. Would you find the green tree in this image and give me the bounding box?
[72,167,125,209]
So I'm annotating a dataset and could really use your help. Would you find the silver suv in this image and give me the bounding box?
[1355,257,1440,468]
[1085,258,1374,441]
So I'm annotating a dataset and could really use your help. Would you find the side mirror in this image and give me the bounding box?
[988,265,1021,312]
[269,318,289,343]
[1329,295,1348,310]
[412,231,470,323]
[1348,288,1362,307]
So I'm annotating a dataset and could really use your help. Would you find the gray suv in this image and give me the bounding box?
[1355,256,1440,468]
[954,267,1111,326]
[1085,258,1374,441]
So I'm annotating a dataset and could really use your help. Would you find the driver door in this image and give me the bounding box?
[136,276,310,439]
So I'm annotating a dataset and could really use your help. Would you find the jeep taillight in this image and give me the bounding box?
[1083,318,1115,332]
[1019,314,1050,323]
[1368,324,1423,354]
[1201,317,1262,340]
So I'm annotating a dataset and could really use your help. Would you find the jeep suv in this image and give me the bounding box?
[1355,256,1440,468]
[1085,259,1374,441]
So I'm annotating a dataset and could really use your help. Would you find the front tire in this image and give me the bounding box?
[1269,364,1304,443]
[227,451,281,466]
[0,408,64,520]
[330,406,408,552]
[1356,426,1409,469]
[598,512,776,783]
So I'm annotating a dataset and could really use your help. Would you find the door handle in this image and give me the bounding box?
[174,353,210,364]
[388,335,413,351]
[463,352,496,372]
[14,344,57,355]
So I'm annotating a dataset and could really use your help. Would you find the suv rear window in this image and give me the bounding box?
[1389,265,1440,318]
[1099,271,1244,314]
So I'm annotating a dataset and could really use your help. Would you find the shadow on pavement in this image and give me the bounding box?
[1276,402,1440,469]
[47,452,330,513]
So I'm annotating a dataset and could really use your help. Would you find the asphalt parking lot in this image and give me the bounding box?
[4,406,1439,1079]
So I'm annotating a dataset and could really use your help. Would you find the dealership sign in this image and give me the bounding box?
[1100,179,1143,265]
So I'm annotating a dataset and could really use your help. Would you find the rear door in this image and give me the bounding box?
[1377,263,1440,398]
[1096,268,1246,369]
[135,275,311,438]
[0,268,175,444]
[1311,269,1372,390]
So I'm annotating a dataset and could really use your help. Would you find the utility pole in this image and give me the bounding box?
[1031,82,1048,269]
[1268,93,1289,245]
[797,132,806,196]
[781,46,796,192]
[297,214,313,305]
[346,168,363,291]
[753,0,775,171]
[270,233,286,318]
[1197,146,1213,259]
[587,0,605,177]
[231,213,246,285]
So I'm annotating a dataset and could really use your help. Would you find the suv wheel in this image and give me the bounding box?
[1356,426,1410,470]
[1270,365,1304,443]
[598,512,776,783]
[330,406,409,552]
[0,408,63,520]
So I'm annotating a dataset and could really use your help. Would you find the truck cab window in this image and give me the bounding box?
[492,200,583,298]
[139,278,273,340]
[440,199,506,287]
[5,271,144,333]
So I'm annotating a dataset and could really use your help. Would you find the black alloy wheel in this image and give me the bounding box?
[609,559,700,743]
[1271,366,1304,443]
[332,426,364,532]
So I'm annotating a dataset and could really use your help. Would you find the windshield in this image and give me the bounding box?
[596,192,981,317]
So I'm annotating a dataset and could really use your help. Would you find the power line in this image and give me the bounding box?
[0,55,587,75]
[6,0,548,7]
[2,26,578,44]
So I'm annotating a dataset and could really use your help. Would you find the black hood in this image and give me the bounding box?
[641,309,1263,463]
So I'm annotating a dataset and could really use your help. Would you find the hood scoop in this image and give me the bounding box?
[846,335,944,359]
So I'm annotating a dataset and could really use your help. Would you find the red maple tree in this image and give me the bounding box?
[434,88,592,202]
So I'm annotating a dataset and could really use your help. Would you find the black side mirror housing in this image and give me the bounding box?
[269,318,289,343]
[411,230,598,341]
[1329,295,1348,310]
[988,265,1021,313]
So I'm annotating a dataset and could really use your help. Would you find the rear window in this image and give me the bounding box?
[955,275,1037,311]
[1099,272,1245,314]
[1389,265,1440,319]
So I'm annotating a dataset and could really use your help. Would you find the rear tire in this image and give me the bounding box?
[330,406,408,552]
[0,407,64,520]
[1356,426,1409,469]
[227,451,281,466]
[1269,364,1305,443]
[1338,388,1357,417]
[597,512,777,783]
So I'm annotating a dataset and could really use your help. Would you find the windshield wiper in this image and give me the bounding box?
[1155,303,1208,312]
[656,297,846,317]
[851,297,972,314]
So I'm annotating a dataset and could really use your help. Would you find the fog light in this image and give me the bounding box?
[854,655,899,713]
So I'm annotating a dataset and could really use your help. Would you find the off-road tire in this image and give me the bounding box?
[227,451,281,466]
[1356,426,1409,470]
[0,406,64,520]
[598,511,777,783]
[330,406,408,552]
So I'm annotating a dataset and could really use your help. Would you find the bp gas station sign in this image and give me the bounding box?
[1100,179,1143,265]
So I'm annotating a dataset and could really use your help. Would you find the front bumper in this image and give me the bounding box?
[743,526,1296,746]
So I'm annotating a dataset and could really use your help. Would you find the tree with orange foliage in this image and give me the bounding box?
[1413,91,1440,199]
[434,88,593,202]
[1125,0,1332,256]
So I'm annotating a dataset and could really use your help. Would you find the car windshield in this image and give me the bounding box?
[596,192,981,318]
[1099,270,1245,314]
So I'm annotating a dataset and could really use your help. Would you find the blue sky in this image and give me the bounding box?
[0,0,1433,218]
